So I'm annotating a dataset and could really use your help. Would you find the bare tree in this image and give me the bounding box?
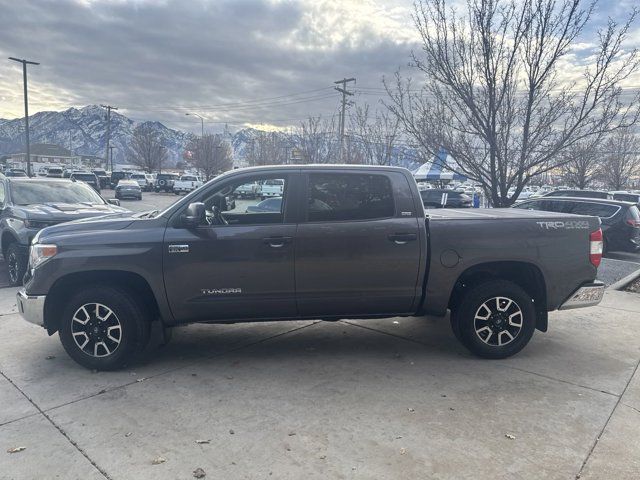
[294,116,338,164]
[188,134,233,181]
[349,104,400,165]
[385,0,640,206]
[246,131,290,166]
[561,139,603,189]
[128,124,167,173]
[600,128,640,190]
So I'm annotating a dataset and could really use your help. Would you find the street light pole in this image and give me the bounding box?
[185,112,204,137]
[9,57,39,177]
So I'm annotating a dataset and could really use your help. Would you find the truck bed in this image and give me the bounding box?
[423,207,601,316]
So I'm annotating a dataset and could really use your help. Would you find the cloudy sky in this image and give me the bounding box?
[0,0,638,134]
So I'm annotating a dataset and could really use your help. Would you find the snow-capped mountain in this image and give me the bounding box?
[0,106,421,170]
[0,105,194,165]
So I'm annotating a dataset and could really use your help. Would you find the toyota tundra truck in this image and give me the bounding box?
[16,165,605,370]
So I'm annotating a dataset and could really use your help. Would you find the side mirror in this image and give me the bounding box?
[107,198,120,206]
[182,202,205,228]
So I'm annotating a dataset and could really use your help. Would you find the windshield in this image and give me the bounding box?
[10,181,105,205]
[73,174,96,181]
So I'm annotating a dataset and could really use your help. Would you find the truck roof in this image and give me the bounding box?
[225,164,411,174]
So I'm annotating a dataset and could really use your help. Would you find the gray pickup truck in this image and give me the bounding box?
[17,165,605,370]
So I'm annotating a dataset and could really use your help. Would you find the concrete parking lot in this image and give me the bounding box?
[1,283,640,479]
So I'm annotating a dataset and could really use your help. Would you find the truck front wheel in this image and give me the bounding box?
[58,286,150,370]
[451,280,536,359]
[6,243,27,287]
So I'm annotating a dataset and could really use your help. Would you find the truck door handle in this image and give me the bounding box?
[388,233,417,245]
[263,236,293,248]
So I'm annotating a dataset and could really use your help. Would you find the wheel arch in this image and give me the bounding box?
[43,270,161,335]
[1,230,19,257]
[448,261,548,332]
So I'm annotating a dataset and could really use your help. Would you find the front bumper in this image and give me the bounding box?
[558,281,605,310]
[16,289,46,327]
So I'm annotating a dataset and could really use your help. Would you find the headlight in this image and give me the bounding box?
[29,244,58,269]
[24,219,54,229]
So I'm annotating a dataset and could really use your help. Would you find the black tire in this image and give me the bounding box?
[6,243,27,287]
[451,280,536,359]
[58,286,150,370]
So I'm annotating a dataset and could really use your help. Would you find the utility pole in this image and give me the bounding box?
[101,104,118,166]
[108,145,115,173]
[185,112,204,137]
[334,77,355,163]
[9,57,39,176]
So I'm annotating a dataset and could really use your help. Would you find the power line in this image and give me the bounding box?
[122,86,335,111]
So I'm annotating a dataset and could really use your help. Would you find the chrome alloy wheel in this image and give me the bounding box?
[473,296,523,347]
[71,303,122,357]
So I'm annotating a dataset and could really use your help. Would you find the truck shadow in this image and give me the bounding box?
[134,317,469,369]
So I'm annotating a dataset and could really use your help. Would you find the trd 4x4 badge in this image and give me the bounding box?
[536,220,590,230]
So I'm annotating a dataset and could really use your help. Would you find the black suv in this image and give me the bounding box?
[420,188,472,208]
[0,176,127,285]
[92,169,110,189]
[155,173,179,193]
[110,171,130,189]
[514,197,640,252]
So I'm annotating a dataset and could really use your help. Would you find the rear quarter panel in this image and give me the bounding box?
[425,210,600,315]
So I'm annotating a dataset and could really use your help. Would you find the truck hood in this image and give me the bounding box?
[35,212,141,241]
[20,202,129,220]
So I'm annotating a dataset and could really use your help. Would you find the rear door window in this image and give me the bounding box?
[513,200,541,210]
[567,202,619,218]
[306,173,395,222]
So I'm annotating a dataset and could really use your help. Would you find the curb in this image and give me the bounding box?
[608,267,640,291]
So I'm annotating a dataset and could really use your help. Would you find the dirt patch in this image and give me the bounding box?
[625,277,640,293]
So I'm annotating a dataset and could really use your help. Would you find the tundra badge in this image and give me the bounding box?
[168,244,190,253]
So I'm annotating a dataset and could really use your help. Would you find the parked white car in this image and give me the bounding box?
[173,175,203,194]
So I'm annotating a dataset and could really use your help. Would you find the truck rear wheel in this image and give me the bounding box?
[451,280,535,359]
[58,286,150,370]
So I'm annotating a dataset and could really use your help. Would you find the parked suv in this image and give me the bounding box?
[609,191,640,204]
[543,189,611,199]
[110,171,130,189]
[420,188,472,208]
[70,172,101,192]
[513,197,640,252]
[92,169,110,189]
[0,176,126,286]
[129,173,154,191]
[46,167,64,178]
[155,173,180,193]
